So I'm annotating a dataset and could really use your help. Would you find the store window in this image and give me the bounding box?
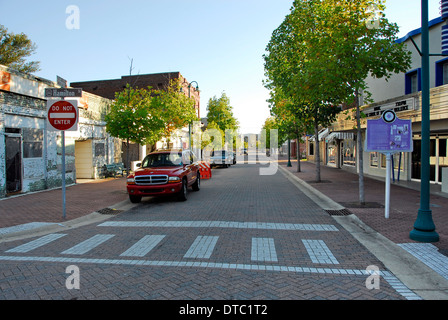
[342,140,356,166]
[327,145,336,165]
[370,152,379,167]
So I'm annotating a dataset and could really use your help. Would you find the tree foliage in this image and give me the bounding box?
[263,0,411,187]
[0,24,40,73]
[206,93,239,133]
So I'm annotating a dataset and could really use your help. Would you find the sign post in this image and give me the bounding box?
[366,110,413,219]
[46,88,80,220]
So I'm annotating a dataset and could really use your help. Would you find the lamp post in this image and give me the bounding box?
[409,0,439,242]
[187,81,199,151]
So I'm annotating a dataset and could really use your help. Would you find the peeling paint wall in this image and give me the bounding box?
[0,64,122,198]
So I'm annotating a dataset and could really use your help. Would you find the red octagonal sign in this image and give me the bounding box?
[47,100,78,131]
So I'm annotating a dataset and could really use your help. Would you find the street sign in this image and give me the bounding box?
[365,110,413,153]
[365,110,413,219]
[57,76,67,88]
[46,100,78,131]
[45,88,82,98]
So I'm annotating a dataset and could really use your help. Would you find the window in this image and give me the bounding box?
[370,152,379,167]
[342,140,356,166]
[405,69,421,94]
[435,58,448,87]
[309,142,314,156]
[22,128,43,158]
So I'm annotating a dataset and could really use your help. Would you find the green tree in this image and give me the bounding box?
[105,85,165,173]
[263,1,344,182]
[0,24,40,73]
[152,79,198,145]
[206,93,239,133]
[322,0,411,204]
[268,89,313,172]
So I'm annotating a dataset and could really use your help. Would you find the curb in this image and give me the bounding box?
[278,165,448,300]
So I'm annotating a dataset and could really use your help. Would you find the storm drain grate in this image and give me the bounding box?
[97,208,124,215]
[325,208,353,216]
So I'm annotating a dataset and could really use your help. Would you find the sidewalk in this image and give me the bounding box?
[277,156,448,256]
[0,177,128,232]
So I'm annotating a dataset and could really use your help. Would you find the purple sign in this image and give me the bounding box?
[366,111,413,153]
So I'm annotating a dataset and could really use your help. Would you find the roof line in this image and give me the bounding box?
[396,17,444,44]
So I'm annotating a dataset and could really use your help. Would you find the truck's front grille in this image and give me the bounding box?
[135,175,168,185]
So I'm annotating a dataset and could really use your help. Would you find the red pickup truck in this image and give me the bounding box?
[126,149,200,203]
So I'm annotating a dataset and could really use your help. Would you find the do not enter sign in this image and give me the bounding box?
[46,100,78,131]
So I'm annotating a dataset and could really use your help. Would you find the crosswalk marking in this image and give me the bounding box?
[251,237,278,262]
[61,234,114,255]
[302,239,339,264]
[98,220,339,231]
[184,236,219,259]
[120,235,165,257]
[6,233,67,253]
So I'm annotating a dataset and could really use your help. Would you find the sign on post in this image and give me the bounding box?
[46,89,81,220]
[46,100,78,131]
[366,110,413,219]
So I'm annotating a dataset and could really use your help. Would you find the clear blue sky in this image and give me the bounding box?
[0,0,441,134]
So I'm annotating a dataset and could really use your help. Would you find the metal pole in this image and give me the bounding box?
[385,153,391,219]
[62,130,66,220]
[410,0,439,242]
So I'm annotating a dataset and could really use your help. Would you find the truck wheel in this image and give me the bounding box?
[178,179,188,201]
[192,173,200,191]
[129,195,142,203]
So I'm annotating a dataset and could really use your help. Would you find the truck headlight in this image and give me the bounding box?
[127,177,135,184]
[169,176,181,183]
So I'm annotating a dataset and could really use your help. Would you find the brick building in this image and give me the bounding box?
[71,72,200,118]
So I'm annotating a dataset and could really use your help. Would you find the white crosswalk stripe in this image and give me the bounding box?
[6,233,67,253]
[61,234,115,255]
[184,236,219,259]
[120,235,165,257]
[251,237,278,262]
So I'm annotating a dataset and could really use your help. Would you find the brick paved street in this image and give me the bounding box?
[0,162,426,305]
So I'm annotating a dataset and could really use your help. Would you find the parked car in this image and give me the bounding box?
[210,150,233,168]
[126,149,200,203]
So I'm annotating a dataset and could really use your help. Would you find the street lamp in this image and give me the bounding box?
[409,0,439,242]
[186,81,199,151]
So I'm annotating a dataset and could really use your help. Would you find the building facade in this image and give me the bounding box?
[307,17,448,189]
[0,65,121,198]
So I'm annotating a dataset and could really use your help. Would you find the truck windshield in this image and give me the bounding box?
[142,153,182,168]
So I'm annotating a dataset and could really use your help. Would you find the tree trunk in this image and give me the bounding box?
[296,134,301,172]
[355,89,365,205]
[314,122,321,182]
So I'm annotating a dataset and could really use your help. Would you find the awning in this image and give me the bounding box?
[309,128,330,141]
[326,132,355,142]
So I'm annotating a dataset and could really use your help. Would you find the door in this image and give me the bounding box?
[411,139,421,180]
[75,140,93,179]
[5,134,22,194]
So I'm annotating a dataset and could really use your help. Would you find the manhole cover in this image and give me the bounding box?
[97,208,123,215]
[325,209,353,216]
